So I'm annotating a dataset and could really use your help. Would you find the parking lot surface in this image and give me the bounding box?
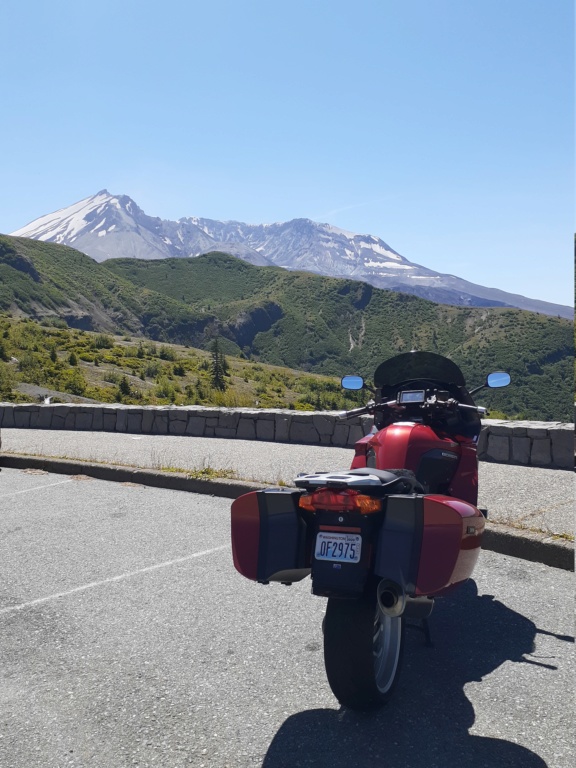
[0,468,573,768]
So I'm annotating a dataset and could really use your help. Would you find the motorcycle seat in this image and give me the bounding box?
[346,467,408,484]
[347,467,424,493]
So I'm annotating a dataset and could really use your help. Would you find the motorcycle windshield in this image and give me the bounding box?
[374,351,466,389]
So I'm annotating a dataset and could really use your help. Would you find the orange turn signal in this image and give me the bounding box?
[298,489,381,514]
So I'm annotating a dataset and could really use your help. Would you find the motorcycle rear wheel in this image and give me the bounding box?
[323,593,404,710]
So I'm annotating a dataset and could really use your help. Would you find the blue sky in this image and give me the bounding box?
[1,0,573,306]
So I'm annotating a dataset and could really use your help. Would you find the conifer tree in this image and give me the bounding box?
[118,376,131,397]
[210,337,227,391]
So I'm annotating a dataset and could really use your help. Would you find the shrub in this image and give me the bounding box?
[59,368,87,395]
[155,375,177,400]
[144,360,161,378]
[93,334,114,349]
[159,345,177,361]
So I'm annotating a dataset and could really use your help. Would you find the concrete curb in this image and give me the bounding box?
[481,524,573,572]
[1,453,573,572]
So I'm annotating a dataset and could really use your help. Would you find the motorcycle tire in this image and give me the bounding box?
[323,592,404,710]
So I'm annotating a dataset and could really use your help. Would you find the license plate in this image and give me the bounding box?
[315,532,362,563]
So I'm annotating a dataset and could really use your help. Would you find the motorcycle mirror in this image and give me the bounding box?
[486,371,511,389]
[341,375,365,390]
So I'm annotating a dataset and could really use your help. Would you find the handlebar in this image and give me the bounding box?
[339,397,487,420]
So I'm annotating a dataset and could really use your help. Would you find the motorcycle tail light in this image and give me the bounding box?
[298,489,381,514]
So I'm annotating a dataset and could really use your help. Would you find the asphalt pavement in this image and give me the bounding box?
[0,429,573,569]
[0,468,573,768]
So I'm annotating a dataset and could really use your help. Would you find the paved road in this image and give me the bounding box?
[0,468,573,768]
[1,429,573,537]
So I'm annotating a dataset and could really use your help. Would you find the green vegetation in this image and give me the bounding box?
[0,235,212,342]
[0,316,364,410]
[0,235,573,420]
[106,252,574,421]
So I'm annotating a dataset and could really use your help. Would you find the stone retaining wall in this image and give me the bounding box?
[0,403,573,469]
[477,419,573,469]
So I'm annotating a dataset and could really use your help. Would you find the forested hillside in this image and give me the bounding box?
[107,253,574,420]
[0,236,572,420]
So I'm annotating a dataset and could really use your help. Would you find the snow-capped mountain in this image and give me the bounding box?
[9,190,274,267]
[10,190,572,318]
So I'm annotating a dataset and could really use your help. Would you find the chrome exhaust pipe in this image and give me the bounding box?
[404,595,435,619]
[377,579,406,618]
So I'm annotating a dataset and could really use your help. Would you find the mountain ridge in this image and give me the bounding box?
[10,191,572,319]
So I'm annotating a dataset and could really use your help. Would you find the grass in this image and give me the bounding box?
[160,465,240,481]
[487,518,575,542]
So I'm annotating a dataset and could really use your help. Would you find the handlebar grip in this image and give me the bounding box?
[457,403,486,414]
[340,406,370,419]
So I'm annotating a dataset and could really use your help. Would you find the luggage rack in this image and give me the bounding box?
[294,471,384,489]
[294,468,423,494]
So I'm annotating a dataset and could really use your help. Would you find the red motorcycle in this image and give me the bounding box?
[231,351,510,709]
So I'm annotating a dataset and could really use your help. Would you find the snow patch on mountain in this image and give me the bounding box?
[365,260,414,270]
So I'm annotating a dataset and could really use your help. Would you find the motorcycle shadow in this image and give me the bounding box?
[262,581,551,768]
